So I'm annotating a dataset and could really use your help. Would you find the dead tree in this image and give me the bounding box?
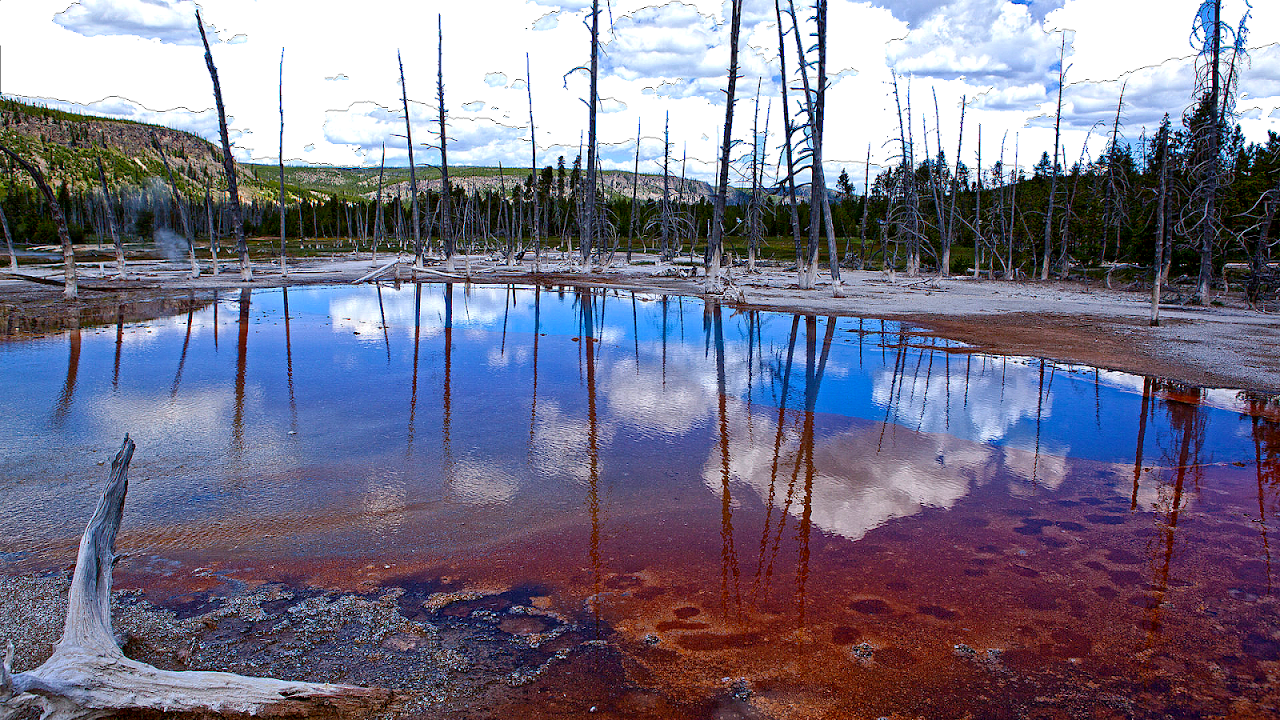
[747,80,764,274]
[859,144,871,269]
[1101,87,1128,267]
[0,142,76,298]
[151,132,199,278]
[1152,116,1171,325]
[1041,33,1067,281]
[0,198,15,271]
[278,47,288,277]
[95,157,125,279]
[397,51,423,268]
[943,95,965,277]
[973,126,982,278]
[526,53,540,271]
[197,10,249,281]
[372,143,386,266]
[706,0,744,291]
[0,437,391,719]
[773,0,804,272]
[205,180,219,275]
[435,16,455,271]
[578,0,601,269]
[628,118,640,263]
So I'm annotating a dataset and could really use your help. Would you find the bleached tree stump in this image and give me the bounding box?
[0,437,391,720]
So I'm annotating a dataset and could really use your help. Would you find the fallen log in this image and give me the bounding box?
[0,272,161,292]
[0,436,391,720]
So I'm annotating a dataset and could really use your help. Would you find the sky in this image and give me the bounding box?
[1,0,1278,189]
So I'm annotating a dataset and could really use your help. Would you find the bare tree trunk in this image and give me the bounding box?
[1153,118,1170,325]
[197,10,249,281]
[0,199,16,271]
[1197,0,1222,305]
[859,144,871,270]
[706,0,743,292]
[628,119,640,263]
[436,16,455,272]
[372,144,386,266]
[0,142,77,298]
[152,132,199,278]
[1041,33,1066,281]
[278,48,288,277]
[661,113,672,262]
[974,125,983,278]
[773,0,804,275]
[748,80,762,274]
[96,157,125,279]
[944,95,966,277]
[526,53,540,272]
[0,437,391,719]
[397,51,424,269]
[205,181,219,275]
[579,0,602,269]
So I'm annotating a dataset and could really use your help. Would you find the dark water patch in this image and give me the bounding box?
[849,599,892,615]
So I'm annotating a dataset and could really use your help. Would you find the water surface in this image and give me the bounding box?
[1,283,1277,718]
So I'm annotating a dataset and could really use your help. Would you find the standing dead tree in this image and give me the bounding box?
[1152,116,1172,325]
[579,0,603,269]
[1101,88,1129,268]
[396,51,423,268]
[526,53,540,271]
[0,196,15,271]
[95,157,125,279]
[705,0,744,292]
[197,10,249,281]
[1041,32,1067,281]
[278,48,288,277]
[435,16,455,272]
[0,437,391,719]
[0,142,77,298]
[773,0,805,273]
[1182,0,1251,304]
[151,131,199,278]
[628,118,641,264]
[372,143,386,266]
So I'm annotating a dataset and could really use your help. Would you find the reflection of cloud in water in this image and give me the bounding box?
[603,345,719,438]
[872,356,1060,448]
[329,286,517,339]
[451,460,521,504]
[706,400,1066,541]
[532,400,613,485]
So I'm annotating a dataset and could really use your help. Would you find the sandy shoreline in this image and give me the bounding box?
[4,252,1279,393]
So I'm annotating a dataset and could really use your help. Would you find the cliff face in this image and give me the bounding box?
[0,99,243,198]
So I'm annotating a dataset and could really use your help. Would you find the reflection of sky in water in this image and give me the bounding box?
[0,284,1271,551]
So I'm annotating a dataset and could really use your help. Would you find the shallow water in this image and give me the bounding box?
[1,283,1277,718]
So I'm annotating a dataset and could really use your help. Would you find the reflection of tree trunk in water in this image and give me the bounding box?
[917,341,935,431]
[528,287,541,465]
[878,332,908,453]
[53,315,82,428]
[1250,401,1273,594]
[377,283,391,364]
[407,284,422,456]
[712,302,741,620]
[500,285,512,357]
[112,305,124,391]
[661,297,668,387]
[171,301,194,398]
[1032,359,1045,486]
[232,288,250,458]
[753,315,799,601]
[582,289,603,636]
[283,287,297,433]
[944,346,951,430]
[963,354,971,408]
[1133,377,1152,511]
[442,283,454,480]
[212,290,219,351]
[1145,394,1199,651]
[631,291,640,372]
[796,317,836,626]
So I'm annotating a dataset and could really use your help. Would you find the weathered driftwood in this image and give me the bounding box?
[0,437,390,720]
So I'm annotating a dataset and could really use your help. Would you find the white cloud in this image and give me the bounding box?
[485,72,509,87]
[54,0,241,45]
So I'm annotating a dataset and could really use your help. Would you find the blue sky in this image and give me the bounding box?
[1,0,1277,188]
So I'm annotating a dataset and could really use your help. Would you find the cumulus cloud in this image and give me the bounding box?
[485,72,509,87]
[1022,43,1280,132]
[886,0,1067,93]
[601,2,775,101]
[54,0,241,45]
